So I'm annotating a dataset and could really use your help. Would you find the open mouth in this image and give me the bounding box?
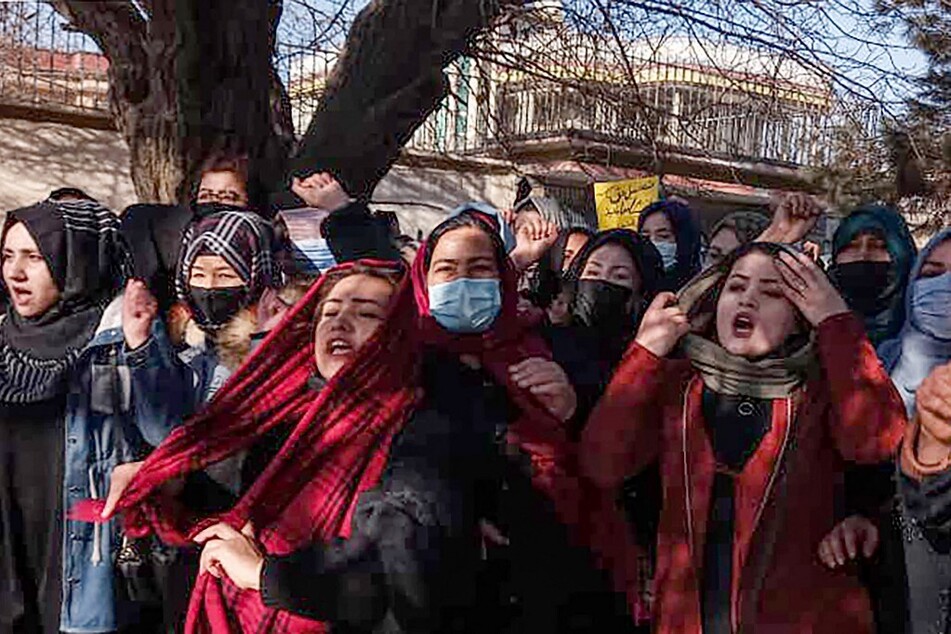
[732,312,755,339]
[327,339,354,357]
[9,287,31,304]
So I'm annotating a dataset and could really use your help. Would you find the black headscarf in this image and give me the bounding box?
[637,200,702,291]
[0,200,131,403]
[565,229,663,352]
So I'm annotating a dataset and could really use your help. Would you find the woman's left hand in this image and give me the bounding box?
[194,523,264,591]
[777,249,849,326]
[509,358,577,422]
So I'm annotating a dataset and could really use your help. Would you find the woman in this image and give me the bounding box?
[88,210,604,632]
[545,229,662,425]
[580,242,906,633]
[0,200,184,633]
[827,229,951,634]
[829,204,916,347]
[703,211,771,270]
[898,358,951,634]
[880,229,951,415]
[170,209,291,399]
[528,227,595,313]
[637,200,702,292]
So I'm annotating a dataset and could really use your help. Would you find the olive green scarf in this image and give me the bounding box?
[677,243,817,399]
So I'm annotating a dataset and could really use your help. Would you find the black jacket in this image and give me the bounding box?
[258,352,499,634]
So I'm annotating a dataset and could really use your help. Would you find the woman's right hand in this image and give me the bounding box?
[102,461,144,519]
[817,515,879,569]
[634,292,690,358]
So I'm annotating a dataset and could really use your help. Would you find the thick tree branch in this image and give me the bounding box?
[293,0,517,198]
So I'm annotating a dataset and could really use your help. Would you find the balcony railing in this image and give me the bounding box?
[1,1,877,175]
[0,1,110,115]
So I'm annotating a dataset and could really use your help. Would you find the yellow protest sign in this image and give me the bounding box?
[593,176,661,230]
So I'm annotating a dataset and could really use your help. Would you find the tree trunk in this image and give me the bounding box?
[176,0,294,208]
[51,0,291,207]
[52,0,511,206]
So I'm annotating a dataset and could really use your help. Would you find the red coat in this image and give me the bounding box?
[580,312,906,634]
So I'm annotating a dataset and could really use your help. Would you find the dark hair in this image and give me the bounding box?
[199,152,250,186]
[314,263,404,318]
[48,187,95,202]
[688,242,809,340]
[424,212,507,271]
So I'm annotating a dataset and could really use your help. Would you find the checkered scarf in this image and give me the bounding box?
[176,211,278,330]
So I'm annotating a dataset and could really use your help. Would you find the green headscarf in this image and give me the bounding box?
[831,204,916,346]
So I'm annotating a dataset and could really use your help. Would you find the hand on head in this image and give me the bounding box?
[776,250,848,326]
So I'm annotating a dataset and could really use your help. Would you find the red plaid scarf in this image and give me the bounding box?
[72,244,583,632]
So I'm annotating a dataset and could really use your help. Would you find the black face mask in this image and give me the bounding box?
[192,201,247,219]
[829,261,894,316]
[572,279,635,332]
[189,286,249,328]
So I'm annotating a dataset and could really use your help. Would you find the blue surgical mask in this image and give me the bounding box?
[428,278,502,333]
[291,238,337,274]
[912,272,951,339]
[652,240,678,271]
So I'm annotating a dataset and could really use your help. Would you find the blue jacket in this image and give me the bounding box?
[60,295,191,633]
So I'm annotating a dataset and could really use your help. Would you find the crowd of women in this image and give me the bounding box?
[3,153,951,634]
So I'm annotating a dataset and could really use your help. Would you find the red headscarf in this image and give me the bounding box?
[72,217,583,632]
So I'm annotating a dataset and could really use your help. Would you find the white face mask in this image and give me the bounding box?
[652,240,678,271]
[912,272,951,339]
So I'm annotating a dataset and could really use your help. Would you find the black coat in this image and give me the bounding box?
[259,352,499,634]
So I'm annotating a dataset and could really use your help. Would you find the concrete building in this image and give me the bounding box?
[0,1,867,245]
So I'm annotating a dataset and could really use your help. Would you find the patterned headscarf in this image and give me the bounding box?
[176,210,278,330]
[0,199,130,403]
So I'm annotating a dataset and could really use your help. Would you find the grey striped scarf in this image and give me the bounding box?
[0,199,130,403]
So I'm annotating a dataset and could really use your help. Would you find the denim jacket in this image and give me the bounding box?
[60,295,192,633]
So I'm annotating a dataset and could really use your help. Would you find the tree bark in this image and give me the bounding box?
[176,0,294,208]
[52,0,511,206]
[291,0,510,200]
[51,0,182,203]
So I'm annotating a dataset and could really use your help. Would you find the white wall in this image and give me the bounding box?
[0,117,520,238]
[372,163,519,239]
[0,117,137,212]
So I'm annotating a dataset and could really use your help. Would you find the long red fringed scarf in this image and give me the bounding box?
[71,242,584,632]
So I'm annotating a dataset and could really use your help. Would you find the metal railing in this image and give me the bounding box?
[0,1,109,115]
[1,1,876,174]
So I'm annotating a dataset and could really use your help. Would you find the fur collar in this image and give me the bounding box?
[167,302,258,371]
